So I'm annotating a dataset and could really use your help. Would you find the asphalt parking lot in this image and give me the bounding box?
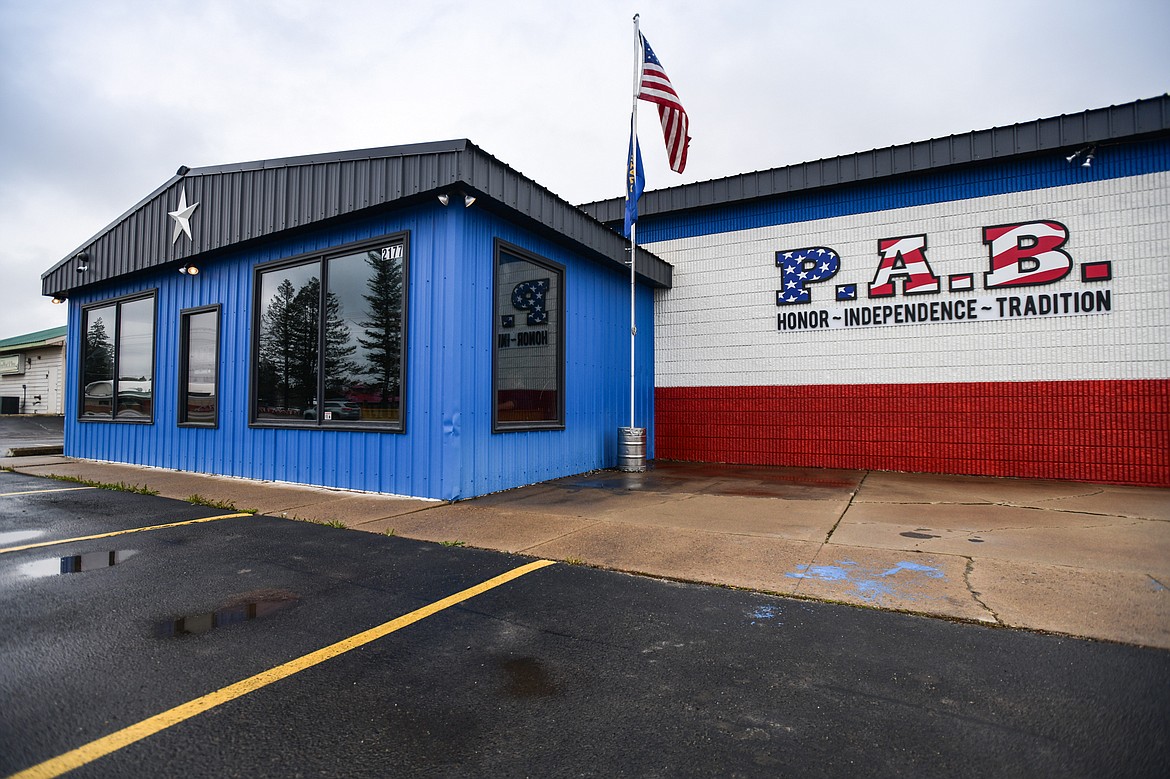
[2,470,1169,778]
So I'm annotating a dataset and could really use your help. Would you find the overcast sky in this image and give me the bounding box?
[1,0,1166,336]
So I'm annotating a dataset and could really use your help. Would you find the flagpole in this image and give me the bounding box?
[628,13,641,431]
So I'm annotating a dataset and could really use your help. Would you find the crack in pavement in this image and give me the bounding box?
[963,557,1001,625]
[517,520,603,554]
[823,473,865,544]
[856,498,1159,522]
[841,518,1148,535]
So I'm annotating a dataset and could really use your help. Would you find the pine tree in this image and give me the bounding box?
[83,315,114,384]
[320,283,358,397]
[258,278,307,409]
[259,273,357,412]
[358,249,404,405]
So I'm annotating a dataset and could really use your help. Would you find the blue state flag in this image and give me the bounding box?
[624,130,645,238]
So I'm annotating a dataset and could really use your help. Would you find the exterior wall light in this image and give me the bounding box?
[1066,145,1096,167]
[51,296,66,304]
[75,251,89,272]
[437,192,475,207]
[179,264,200,275]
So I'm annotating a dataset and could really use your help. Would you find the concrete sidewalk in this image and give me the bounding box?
[3,455,1167,649]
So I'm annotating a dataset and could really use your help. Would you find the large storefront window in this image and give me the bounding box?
[253,236,407,429]
[80,293,156,421]
[493,242,564,431]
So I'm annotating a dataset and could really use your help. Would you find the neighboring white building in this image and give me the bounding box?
[0,326,67,415]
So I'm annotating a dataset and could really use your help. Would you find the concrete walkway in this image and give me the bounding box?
[4,455,1167,650]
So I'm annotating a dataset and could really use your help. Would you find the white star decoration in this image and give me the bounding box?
[168,189,199,244]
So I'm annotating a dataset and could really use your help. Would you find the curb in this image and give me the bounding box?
[4,445,65,457]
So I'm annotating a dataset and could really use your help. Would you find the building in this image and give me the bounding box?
[582,96,1169,488]
[0,326,67,415]
[41,141,667,500]
[44,96,1170,494]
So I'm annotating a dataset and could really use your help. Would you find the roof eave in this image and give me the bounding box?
[41,140,671,297]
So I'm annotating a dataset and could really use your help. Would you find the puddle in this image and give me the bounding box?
[20,549,139,578]
[500,656,557,698]
[0,530,45,545]
[156,590,299,638]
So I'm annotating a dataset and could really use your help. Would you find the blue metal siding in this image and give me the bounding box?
[634,138,1170,244]
[449,206,655,498]
[65,200,654,501]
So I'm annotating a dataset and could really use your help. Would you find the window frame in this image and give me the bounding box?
[249,232,410,432]
[492,239,566,433]
[178,304,221,428]
[77,290,158,424]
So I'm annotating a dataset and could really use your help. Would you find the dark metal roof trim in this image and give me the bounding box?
[579,94,1170,223]
[43,140,671,297]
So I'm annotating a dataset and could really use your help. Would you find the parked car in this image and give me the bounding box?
[303,400,361,420]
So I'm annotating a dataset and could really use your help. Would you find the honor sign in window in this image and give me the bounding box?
[80,293,155,421]
[253,236,407,428]
[494,242,564,431]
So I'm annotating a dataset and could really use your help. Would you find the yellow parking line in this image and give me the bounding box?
[0,513,252,555]
[9,558,556,779]
[0,487,96,498]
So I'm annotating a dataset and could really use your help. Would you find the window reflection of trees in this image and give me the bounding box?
[82,310,115,417]
[255,243,404,425]
[355,249,403,420]
[257,272,320,416]
[81,297,154,420]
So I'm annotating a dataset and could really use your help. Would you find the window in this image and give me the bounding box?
[179,306,220,426]
[493,242,564,431]
[253,236,407,429]
[80,293,156,421]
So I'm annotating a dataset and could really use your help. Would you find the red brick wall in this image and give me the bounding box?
[655,379,1170,487]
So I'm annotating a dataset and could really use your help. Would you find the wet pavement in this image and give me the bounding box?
[0,414,63,456]
[1,469,1168,777]
[3,455,1169,650]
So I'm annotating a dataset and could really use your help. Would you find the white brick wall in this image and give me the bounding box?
[648,172,1170,387]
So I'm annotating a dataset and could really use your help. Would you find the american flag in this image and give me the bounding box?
[638,34,690,174]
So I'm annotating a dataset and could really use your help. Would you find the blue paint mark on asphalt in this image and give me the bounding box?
[785,559,947,604]
[748,604,784,626]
